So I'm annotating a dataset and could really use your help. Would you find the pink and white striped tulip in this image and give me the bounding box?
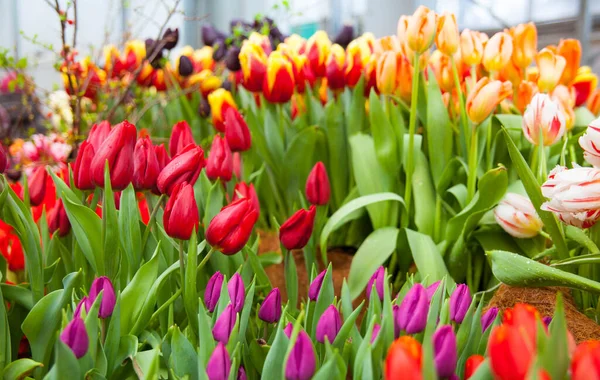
[494,193,543,238]
[522,93,566,146]
[579,117,600,167]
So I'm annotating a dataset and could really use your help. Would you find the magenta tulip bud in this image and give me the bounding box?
[285,330,316,380]
[433,325,457,378]
[481,307,499,333]
[258,288,282,323]
[371,324,381,344]
[237,366,247,380]
[212,304,236,343]
[74,296,88,319]
[543,316,552,327]
[426,281,441,301]
[228,273,245,313]
[206,342,231,380]
[316,305,342,343]
[284,322,293,338]
[397,283,429,334]
[366,266,385,301]
[60,317,89,358]
[449,284,471,323]
[308,270,326,302]
[205,271,224,313]
[86,276,116,318]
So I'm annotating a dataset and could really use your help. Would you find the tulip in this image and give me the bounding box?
[371,324,381,344]
[224,108,251,152]
[60,317,89,359]
[376,35,401,54]
[366,266,385,301]
[397,283,428,334]
[429,50,455,93]
[162,28,179,50]
[207,88,237,133]
[502,303,540,343]
[482,32,513,73]
[239,41,268,93]
[225,46,242,71]
[133,136,161,191]
[464,355,485,379]
[332,24,355,48]
[325,44,346,91]
[258,288,282,323]
[187,69,222,96]
[48,199,70,237]
[494,193,543,238]
[228,273,245,313]
[212,304,236,343]
[277,43,307,93]
[232,182,260,215]
[589,89,600,116]
[0,145,7,174]
[206,198,259,255]
[156,144,205,195]
[385,336,423,380]
[285,330,316,380]
[205,271,224,313]
[206,342,231,380]
[406,6,436,54]
[87,120,111,151]
[460,29,484,66]
[305,31,331,77]
[212,39,226,61]
[177,55,193,77]
[345,38,371,87]
[542,316,552,327]
[571,340,600,380]
[481,307,499,333]
[305,162,331,206]
[557,39,581,85]
[154,143,170,171]
[449,284,471,323]
[237,366,247,380]
[248,31,272,55]
[522,93,566,147]
[283,322,294,338]
[466,77,512,124]
[509,22,537,69]
[90,120,137,190]
[86,276,116,318]
[376,51,413,101]
[364,56,378,96]
[426,281,441,301]
[163,182,199,240]
[572,66,599,107]
[433,325,457,378]
[488,324,536,380]
[515,80,538,114]
[206,135,233,182]
[392,304,402,338]
[279,205,317,251]
[316,305,342,343]
[536,48,567,93]
[580,119,600,167]
[28,165,48,207]
[308,270,326,301]
[436,12,459,56]
[169,121,195,157]
[263,51,295,103]
[202,24,226,47]
[74,296,88,319]
[199,96,211,118]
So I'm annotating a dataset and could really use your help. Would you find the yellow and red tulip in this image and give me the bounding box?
[536,48,567,93]
[207,88,237,132]
[345,37,372,88]
[436,12,459,56]
[482,32,513,73]
[263,51,295,104]
[248,31,272,55]
[326,44,346,91]
[239,41,268,93]
[192,46,216,72]
[187,69,222,96]
[406,6,436,54]
[572,66,599,106]
[510,22,537,68]
[305,31,332,77]
[363,55,378,96]
[284,34,307,54]
[466,77,512,123]
[557,38,582,85]
[277,43,307,93]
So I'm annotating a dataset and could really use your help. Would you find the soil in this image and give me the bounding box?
[488,284,600,343]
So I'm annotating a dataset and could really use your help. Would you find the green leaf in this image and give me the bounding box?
[347,76,366,136]
[541,293,569,379]
[369,92,399,174]
[133,349,160,379]
[203,180,224,229]
[44,341,81,380]
[323,101,349,209]
[198,300,215,373]
[426,68,453,186]
[185,234,199,337]
[413,150,436,236]
[170,326,199,380]
[262,322,289,380]
[574,106,596,127]
[2,358,42,379]
[0,283,11,374]
[118,185,142,277]
[284,250,298,311]
[104,296,121,376]
[264,107,285,172]
[62,196,104,274]
[333,301,364,351]
[565,226,599,254]
[468,359,493,380]
[283,126,319,204]
[311,264,334,338]
[102,163,120,279]
[238,280,256,345]
[399,229,452,287]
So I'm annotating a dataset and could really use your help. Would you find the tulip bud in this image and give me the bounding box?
[557,39,581,85]
[326,44,346,91]
[464,355,485,379]
[333,25,355,48]
[133,136,161,191]
[237,366,247,380]
[154,143,170,170]
[74,296,88,318]
[515,80,538,114]
[466,77,512,124]
[206,342,231,380]
[589,89,600,116]
[429,50,455,93]
[199,96,211,118]
[0,145,7,174]
[262,51,295,103]
[522,93,566,146]
[233,182,260,215]
[436,12,459,56]
[48,199,70,237]
[542,316,552,327]
[305,31,331,77]
[494,193,543,238]
[169,121,195,157]
[212,304,236,343]
[572,66,599,107]
[86,276,116,318]
[224,46,242,72]
[285,330,316,380]
[482,32,513,73]
[163,182,199,240]
[366,266,385,301]
[308,270,326,302]
[580,119,600,167]
[205,271,224,313]
[228,273,245,313]
[162,28,179,50]
[305,162,330,206]
[224,107,251,152]
[488,324,536,380]
[258,288,282,323]
[202,24,226,47]
[73,142,95,190]
[571,341,600,380]
[156,144,205,195]
[87,121,111,151]
[481,307,499,333]
[206,198,259,255]
[60,317,89,359]
[28,165,48,207]
[363,55,378,96]
[376,51,412,102]
[426,281,441,301]
[208,88,237,132]
[433,325,457,378]
[343,38,370,88]
[385,336,423,379]
[371,324,381,344]
[536,48,566,93]
[449,284,471,323]
[397,283,428,334]
[316,305,342,343]
[90,120,137,190]
[406,6,436,54]
[178,55,194,77]
[239,41,268,93]
[206,135,233,182]
[511,23,537,68]
[460,29,484,66]
[279,205,316,251]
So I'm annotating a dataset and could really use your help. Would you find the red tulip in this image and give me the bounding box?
[224,108,251,152]
[232,152,242,179]
[206,198,259,255]
[156,144,205,195]
[279,205,316,250]
[28,166,48,207]
[206,135,233,182]
[385,336,423,380]
[169,121,195,157]
[233,182,259,216]
[464,354,485,379]
[163,182,199,240]
[305,161,330,205]
[133,136,160,191]
[0,145,8,173]
[154,143,170,170]
[571,340,600,380]
[90,120,137,190]
[87,120,111,151]
[73,141,95,190]
[48,199,70,237]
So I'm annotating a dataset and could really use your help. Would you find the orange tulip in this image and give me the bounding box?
[515,80,538,114]
[345,38,372,87]
[588,89,600,116]
[557,39,581,85]
[263,51,295,104]
[429,50,454,92]
[305,31,332,77]
[207,88,237,132]
[572,66,599,106]
[571,340,600,380]
[397,15,411,45]
[326,44,346,91]
[460,29,484,66]
[436,12,459,56]
[536,48,566,93]
[385,336,422,380]
[511,22,537,68]
[239,41,268,92]
[375,36,401,54]
[498,59,524,86]
[466,77,512,123]
[482,32,513,73]
[406,6,436,54]
[376,51,412,101]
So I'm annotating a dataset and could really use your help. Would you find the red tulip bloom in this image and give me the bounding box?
[137,193,150,224]
[169,121,195,157]
[155,143,170,170]
[305,161,330,205]
[233,182,260,216]
[279,205,316,250]
[385,336,423,380]
[464,355,485,379]
[163,182,199,240]
[73,141,95,190]
[156,144,205,195]
[28,166,48,207]
[571,340,600,380]
[206,198,259,255]
[232,152,242,179]
[488,324,536,380]
[48,199,71,237]
[0,220,24,271]
[263,52,295,103]
[206,136,233,182]
[90,120,137,190]
[133,136,160,191]
[87,120,111,151]
[224,108,251,152]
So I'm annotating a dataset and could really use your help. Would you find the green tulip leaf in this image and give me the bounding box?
[310,264,334,339]
[369,91,399,174]
[132,348,160,379]
[426,68,453,186]
[541,293,569,379]
[323,100,350,209]
[45,341,81,380]
[2,358,42,380]
[170,326,199,380]
[118,185,142,276]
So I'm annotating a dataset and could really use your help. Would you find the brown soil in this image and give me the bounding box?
[488,284,600,343]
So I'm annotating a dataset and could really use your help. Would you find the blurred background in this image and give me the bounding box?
[1,0,600,90]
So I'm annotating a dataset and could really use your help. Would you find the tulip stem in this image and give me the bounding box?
[451,56,470,157]
[466,125,478,203]
[101,319,107,345]
[179,240,185,282]
[141,194,166,253]
[197,247,216,271]
[89,188,101,211]
[538,128,547,183]
[404,52,421,218]
[150,288,183,322]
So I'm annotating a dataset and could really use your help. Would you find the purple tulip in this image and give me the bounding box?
[481,307,499,333]
[237,366,247,380]
[449,284,471,323]
[86,276,116,318]
[308,270,326,301]
[393,304,401,338]
[258,288,282,323]
[543,316,552,327]
[284,322,294,338]
[75,296,88,318]
[433,325,457,378]
[228,273,245,313]
[205,271,224,312]
[426,281,441,301]
[212,304,236,343]
[206,342,231,380]
[60,317,89,358]
[285,330,316,380]
[371,324,381,344]
[397,283,429,334]
[366,266,385,301]
[316,305,342,343]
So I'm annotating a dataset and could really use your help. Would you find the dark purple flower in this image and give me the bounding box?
[397,283,429,334]
[433,325,457,378]
[60,317,89,358]
[205,271,224,313]
[202,24,226,46]
[285,330,316,380]
[316,305,342,343]
[481,307,499,333]
[449,284,471,323]
[543,316,552,327]
[333,25,355,48]
[371,324,381,344]
[258,288,282,323]
[206,342,231,380]
[308,270,326,302]
[366,266,385,301]
[225,46,241,71]
[212,304,236,343]
[426,281,441,301]
[228,273,245,312]
[87,276,116,318]
[178,55,194,77]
